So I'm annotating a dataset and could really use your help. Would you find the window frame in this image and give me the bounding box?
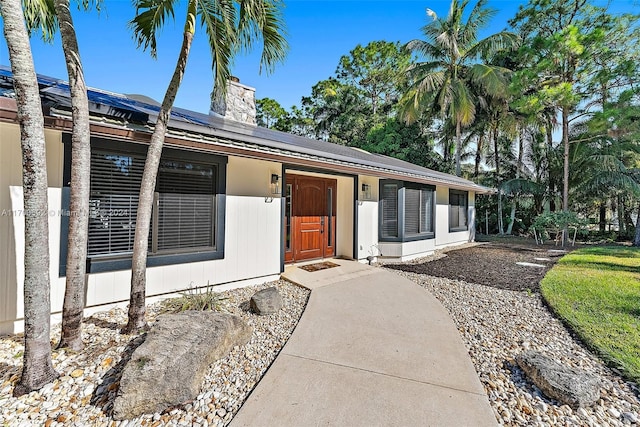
[378,180,435,243]
[449,189,469,232]
[60,136,227,275]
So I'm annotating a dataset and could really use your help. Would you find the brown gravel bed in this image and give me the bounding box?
[385,242,572,292]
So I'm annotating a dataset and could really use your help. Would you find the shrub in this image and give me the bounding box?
[159,283,226,313]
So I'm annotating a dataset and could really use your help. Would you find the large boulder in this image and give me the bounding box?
[516,351,601,408]
[113,311,251,420]
[250,287,283,315]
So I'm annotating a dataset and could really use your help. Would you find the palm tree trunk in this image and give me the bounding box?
[493,124,503,234]
[599,202,606,232]
[1,0,59,396]
[506,126,525,235]
[562,107,570,212]
[545,115,556,212]
[55,0,91,351]
[617,196,625,237]
[124,5,196,333]
[561,106,570,246]
[474,134,483,179]
[633,201,640,247]
[455,119,462,177]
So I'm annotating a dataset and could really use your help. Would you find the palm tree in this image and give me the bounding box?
[54,0,92,351]
[21,0,96,350]
[570,98,640,238]
[400,0,517,176]
[0,0,59,395]
[124,0,288,332]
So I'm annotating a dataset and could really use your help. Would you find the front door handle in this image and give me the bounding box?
[320,216,325,233]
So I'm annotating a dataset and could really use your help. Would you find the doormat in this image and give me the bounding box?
[298,261,339,272]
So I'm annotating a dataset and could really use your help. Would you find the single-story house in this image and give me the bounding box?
[0,66,489,334]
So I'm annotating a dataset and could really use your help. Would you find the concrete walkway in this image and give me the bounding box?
[231,259,497,427]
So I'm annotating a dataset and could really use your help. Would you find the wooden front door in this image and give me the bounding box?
[284,175,337,263]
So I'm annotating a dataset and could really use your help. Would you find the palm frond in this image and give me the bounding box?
[22,0,57,41]
[466,31,519,61]
[469,63,509,99]
[500,177,545,195]
[237,0,288,74]
[578,172,640,196]
[129,0,178,58]
[413,69,446,94]
[398,88,420,124]
[436,27,460,60]
[460,0,495,50]
[451,79,475,126]
[198,0,235,94]
[405,39,443,61]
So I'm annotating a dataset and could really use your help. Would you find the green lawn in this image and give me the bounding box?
[541,246,640,384]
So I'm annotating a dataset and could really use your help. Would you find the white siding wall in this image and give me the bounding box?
[1,123,66,334]
[356,176,379,260]
[82,157,283,307]
[0,125,283,334]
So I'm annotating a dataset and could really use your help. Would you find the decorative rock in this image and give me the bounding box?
[623,412,638,423]
[516,262,546,268]
[516,351,601,408]
[249,287,283,315]
[535,402,548,413]
[608,407,621,418]
[113,311,252,420]
[70,369,84,378]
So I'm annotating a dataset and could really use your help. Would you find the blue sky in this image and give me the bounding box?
[1,0,637,114]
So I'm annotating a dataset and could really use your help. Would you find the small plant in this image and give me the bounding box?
[159,282,226,313]
[530,211,588,242]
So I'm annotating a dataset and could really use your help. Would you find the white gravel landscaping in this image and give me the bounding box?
[0,279,309,427]
[391,266,640,426]
[2,256,639,427]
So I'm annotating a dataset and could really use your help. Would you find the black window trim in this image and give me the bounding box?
[378,180,436,243]
[449,189,469,232]
[59,135,227,275]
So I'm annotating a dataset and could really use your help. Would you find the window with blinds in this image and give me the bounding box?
[89,149,217,258]
[449,190,468,231]
[379,180,434,241]
[380,183,398,238]
[405,188,434,236]
[88,151,144,256]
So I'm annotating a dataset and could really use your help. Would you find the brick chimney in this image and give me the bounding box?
[210,77,257,125]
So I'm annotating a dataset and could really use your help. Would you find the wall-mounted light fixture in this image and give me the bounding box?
[361,183,371,200]
[270,173,281,195]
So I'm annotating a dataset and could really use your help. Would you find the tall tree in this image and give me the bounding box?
[296,41,413,146]
[510,1,598,221]
[336,40,411,117]
[256,97,287,129]
[302,78,367,144]
[1,0,59,395]
[54,0,92,351]
[362,117,443,170]
[124,0,287,332]
[571,90,640,235]
[400,0,518,176]
[21,0,98,350]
